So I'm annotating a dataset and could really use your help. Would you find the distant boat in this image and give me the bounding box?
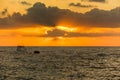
[16,45,27,53]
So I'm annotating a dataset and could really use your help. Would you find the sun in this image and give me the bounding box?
[56,26,77,32]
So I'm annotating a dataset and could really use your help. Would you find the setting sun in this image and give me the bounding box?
[56,26,77,32]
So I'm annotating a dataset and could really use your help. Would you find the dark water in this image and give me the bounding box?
[0,47,120,80]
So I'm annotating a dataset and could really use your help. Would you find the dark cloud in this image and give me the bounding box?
[25,2,60,26]
[20,1,31,5]
[66,32,120,37]
[69,3,95,8]
[0,2,120,29]
[23,28,120,37]
[1,9,8,15]
[83,7,120,27]
[46,29,66,37]
[82,0,106,3]
[0,12,27,28]
[89,0,106,2]
[44,29,120,37]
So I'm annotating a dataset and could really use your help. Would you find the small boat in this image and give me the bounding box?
[16,45,27,53]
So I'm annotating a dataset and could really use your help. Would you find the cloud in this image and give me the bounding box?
[66,32,120,37]
[20,1,31,5]
[45,29,120,37]
[82,0,106,3]
[22,28,120,37]
[0,2,120,29]
[69,3,95,8]
[45,29,66,37]
[1,9,8,15]
[25,2,59,26]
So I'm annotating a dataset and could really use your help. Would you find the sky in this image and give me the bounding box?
[0,0,120,46]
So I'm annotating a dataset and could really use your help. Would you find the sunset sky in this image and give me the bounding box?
[0,0,120,46]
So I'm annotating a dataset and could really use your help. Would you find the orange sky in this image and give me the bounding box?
[0,26,120,46]
[0,0,120,46]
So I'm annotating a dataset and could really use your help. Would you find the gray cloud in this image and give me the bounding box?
[0,2,120,29]
[69,3,95,8]
[46,29,66,37]
[20,1,31,5]
[44,29,120,37]
[66,32,120,37]
[82,0,106,3]
[22,28,120,37]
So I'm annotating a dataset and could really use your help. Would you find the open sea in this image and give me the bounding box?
[0,46,120,80]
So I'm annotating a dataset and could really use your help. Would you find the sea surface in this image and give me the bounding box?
[0,47,120,80]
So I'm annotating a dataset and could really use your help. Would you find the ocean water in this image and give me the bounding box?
[0,47,120,80]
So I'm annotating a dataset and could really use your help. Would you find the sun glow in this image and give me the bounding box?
[56,26,77,32]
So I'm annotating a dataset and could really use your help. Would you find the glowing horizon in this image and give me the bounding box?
[0,0,120,46]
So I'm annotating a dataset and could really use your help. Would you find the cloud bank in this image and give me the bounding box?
[22,28,120,37]
[69,3,94,8]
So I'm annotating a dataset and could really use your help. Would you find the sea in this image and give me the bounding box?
[0,46,120,80]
